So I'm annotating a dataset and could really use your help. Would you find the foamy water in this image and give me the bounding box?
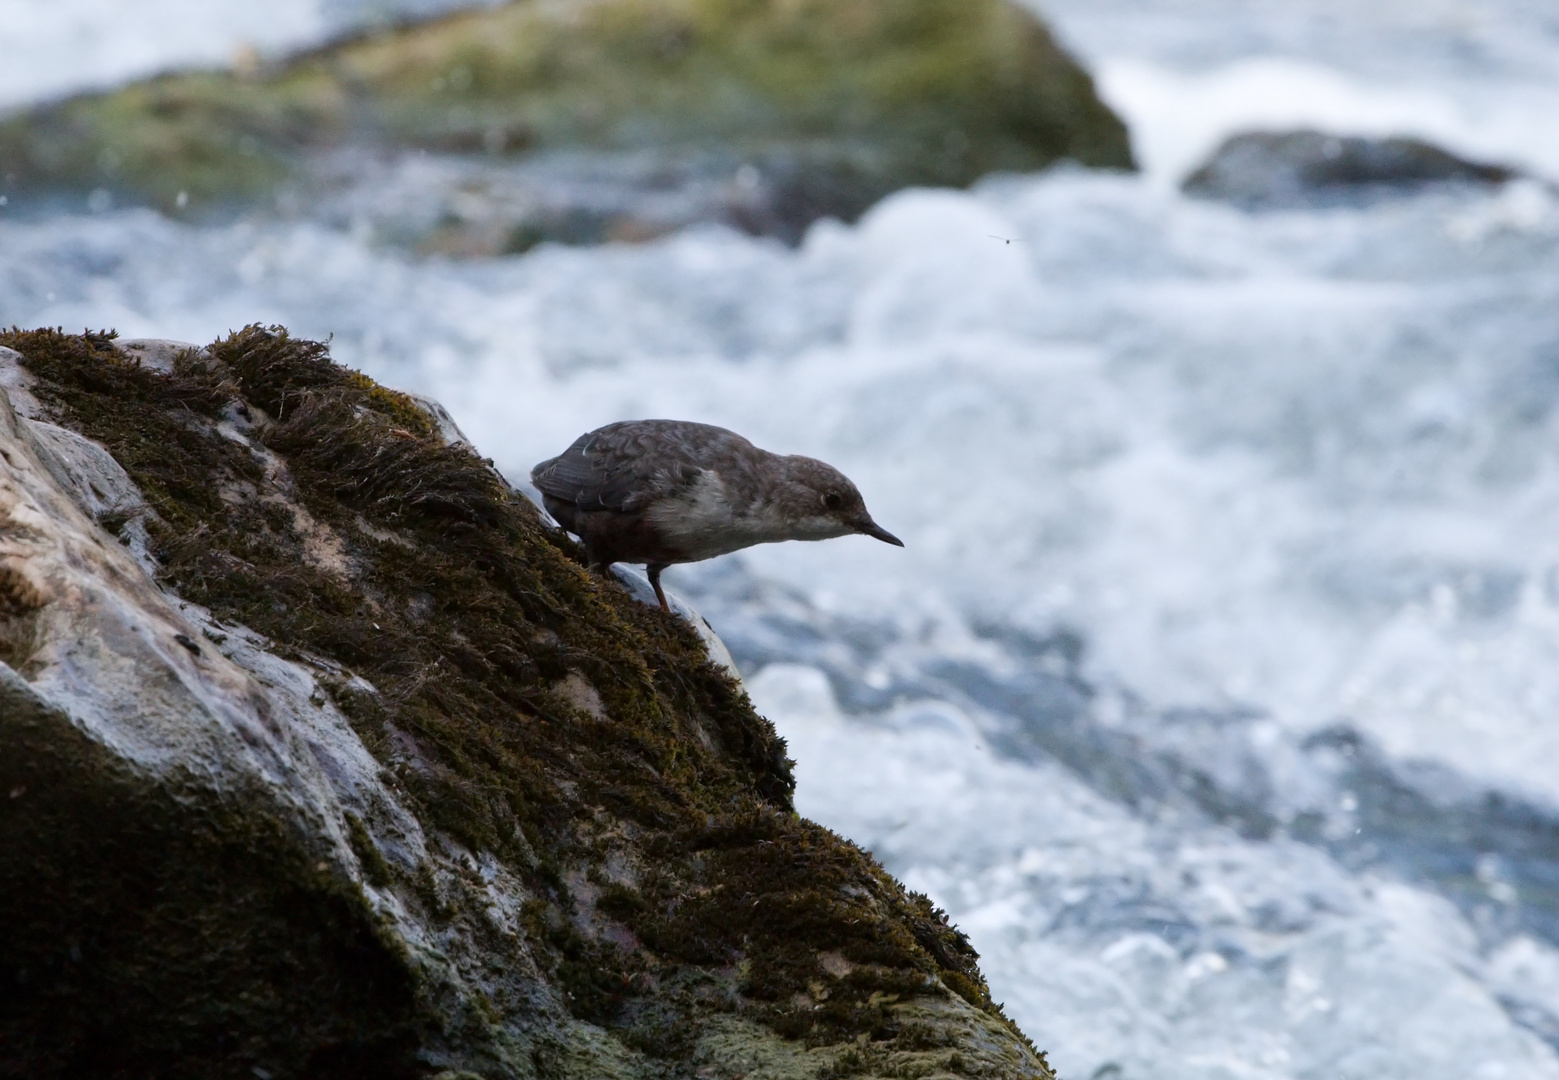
[6,1,1559,1076]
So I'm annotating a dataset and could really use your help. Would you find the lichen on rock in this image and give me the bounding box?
[0,326,1055,1079]
[0,0,1131,247]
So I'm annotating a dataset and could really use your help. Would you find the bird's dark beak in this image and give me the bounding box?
[859,520,904,547]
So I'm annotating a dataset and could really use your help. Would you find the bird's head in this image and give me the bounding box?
[777,457,904,547]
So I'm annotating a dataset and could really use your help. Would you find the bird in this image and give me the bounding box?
[531,420,903,611]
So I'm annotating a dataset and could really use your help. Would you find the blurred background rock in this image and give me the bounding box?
[0,0,1131,251]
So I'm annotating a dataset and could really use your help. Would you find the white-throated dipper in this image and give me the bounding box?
[531,420,903,611]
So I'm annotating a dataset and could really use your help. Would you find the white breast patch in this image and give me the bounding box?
[648,470,779,561]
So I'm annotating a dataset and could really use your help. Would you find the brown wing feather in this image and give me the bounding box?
[530,420,752,513]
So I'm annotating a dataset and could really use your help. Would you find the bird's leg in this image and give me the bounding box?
[647,563,670,613]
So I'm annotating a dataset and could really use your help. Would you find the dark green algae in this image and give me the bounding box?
[0,0,1132,223]
[0,326,1054,1079]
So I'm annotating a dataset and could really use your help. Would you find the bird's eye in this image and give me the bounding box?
[823,492,842,510]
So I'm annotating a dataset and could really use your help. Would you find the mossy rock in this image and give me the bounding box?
[0,0,1131,243]
[0,326,1057,1078]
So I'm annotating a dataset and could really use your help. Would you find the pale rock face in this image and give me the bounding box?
[0,343,440,970]
[1,343,404,826]
[0,346,44,420]
[0,349,590,1073]
[399,387,476,449]
[115,338,206,374]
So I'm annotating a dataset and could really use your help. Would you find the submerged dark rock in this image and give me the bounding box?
[1183,129,1517,208]
[0,0,1132,251]
[0,327,1054,1079]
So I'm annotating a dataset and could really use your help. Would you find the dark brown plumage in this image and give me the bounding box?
[531,420,902,611]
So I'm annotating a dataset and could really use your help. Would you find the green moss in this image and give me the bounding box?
[0,0,1130,215]
[0,325,1053,1077]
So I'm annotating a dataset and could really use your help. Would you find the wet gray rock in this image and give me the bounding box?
[1183,129,1517,208]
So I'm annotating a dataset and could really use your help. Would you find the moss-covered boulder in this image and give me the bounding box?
[0,326,1055,1079]
[0,0,1131,247]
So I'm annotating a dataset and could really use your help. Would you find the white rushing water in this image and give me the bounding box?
[7,1,1559,1076]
